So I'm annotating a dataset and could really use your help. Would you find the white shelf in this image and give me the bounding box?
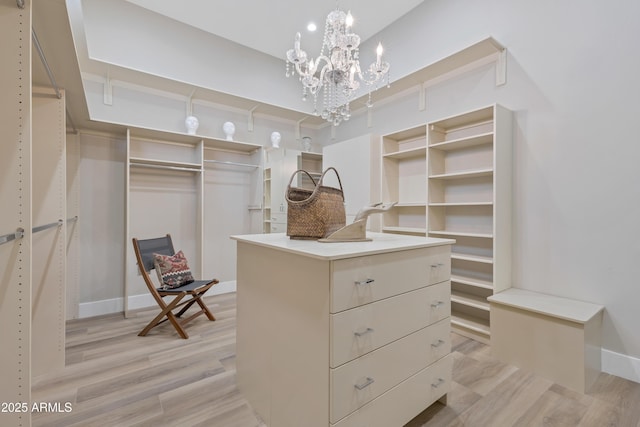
[451,274,494,290]
[451,291,490,311]
[429,132,493,151]
[429,106,494,131]
[451,252,494,264]
[383,146,427,160]
[429,168,493,180]
[395,202,427,207]
[451,313,491,336]
[429,230,493,239]
[128,125,261,153]
[382,226,427,235]
[429,202,493,207]
[203,137,261,153]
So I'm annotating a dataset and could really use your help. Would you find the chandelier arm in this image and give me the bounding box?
[313,55,333,72]
[315,56,333,85]
[294,61,306,75]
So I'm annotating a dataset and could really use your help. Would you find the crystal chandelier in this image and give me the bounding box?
[285,7,390,126]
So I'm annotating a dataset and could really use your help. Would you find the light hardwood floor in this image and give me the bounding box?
[31,292,640,427]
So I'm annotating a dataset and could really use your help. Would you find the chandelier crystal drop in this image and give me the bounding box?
[285,8,390,126]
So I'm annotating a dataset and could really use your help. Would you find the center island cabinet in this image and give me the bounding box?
[230,232,455,427]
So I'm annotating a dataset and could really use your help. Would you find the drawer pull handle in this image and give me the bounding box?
[354,377,375,390]
[430,262,444,268]
[431,339,445,348]
[355,278,375,286]
[354,327,374,337]
[430,301,445,308]
[431,378,445,388]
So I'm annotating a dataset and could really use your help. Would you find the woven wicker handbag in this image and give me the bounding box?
[285,167,346,240]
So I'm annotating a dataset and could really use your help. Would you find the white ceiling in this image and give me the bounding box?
[31,0,427,133]
[125,0,425,59]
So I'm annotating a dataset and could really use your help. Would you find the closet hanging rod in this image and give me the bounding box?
[0,228,25,246]
[32,27,79,134]
[203,159,259,168]
[130,162,202,173]
[0,217,76,246]
[32,219,63,234]
[32,29,61,100]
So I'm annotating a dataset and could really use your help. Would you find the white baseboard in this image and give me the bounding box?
[78,280,237,319]
[602,348,640,384]
[78,296,123,318]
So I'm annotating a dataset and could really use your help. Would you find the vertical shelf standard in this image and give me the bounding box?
[427,104,512,343]
[263,167,272,233]
[380,126,428,236]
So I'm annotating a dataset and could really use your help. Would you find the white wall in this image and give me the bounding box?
[78,132,126,306]
[322,135,376,226]
[325,0,640,366]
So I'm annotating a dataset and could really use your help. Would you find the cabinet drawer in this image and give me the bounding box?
[330,318,450,423]
[331,246,450,313]
[331,354,452,427]
[330,281,450,368]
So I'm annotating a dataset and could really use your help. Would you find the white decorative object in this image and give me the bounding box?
[301,136,312,152]
[184,115,199,135]
[270,131,281,148]
[223,121,236,141]
[286,7,390,126]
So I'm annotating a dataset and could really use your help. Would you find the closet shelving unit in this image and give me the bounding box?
[380,126,428,236]
[427,104,512,343]
[125,127,261,316]
[297,151,323,190]
[262,149,322,234]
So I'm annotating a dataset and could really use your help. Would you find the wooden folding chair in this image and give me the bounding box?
[132,234,218,339]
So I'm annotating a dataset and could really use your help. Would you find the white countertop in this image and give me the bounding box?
[231,232,455,260]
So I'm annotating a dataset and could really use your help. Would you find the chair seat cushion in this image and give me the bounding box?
[153,250,195,289]
[157,279,215,293]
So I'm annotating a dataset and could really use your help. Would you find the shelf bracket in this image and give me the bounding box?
[419,83,427,111]
[186,89,196,116]
[248,105,258,132]
[496,48,507,86]
[295,117,307,140]
[103,72,113,106]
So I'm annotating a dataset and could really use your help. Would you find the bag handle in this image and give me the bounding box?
[285,167,345,204]
[286,169,317,189]
[317,167,344,197]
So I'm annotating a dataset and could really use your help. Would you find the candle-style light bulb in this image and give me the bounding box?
[376,43,383,66]
[346,11,354,28]
[295,32,302,52]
